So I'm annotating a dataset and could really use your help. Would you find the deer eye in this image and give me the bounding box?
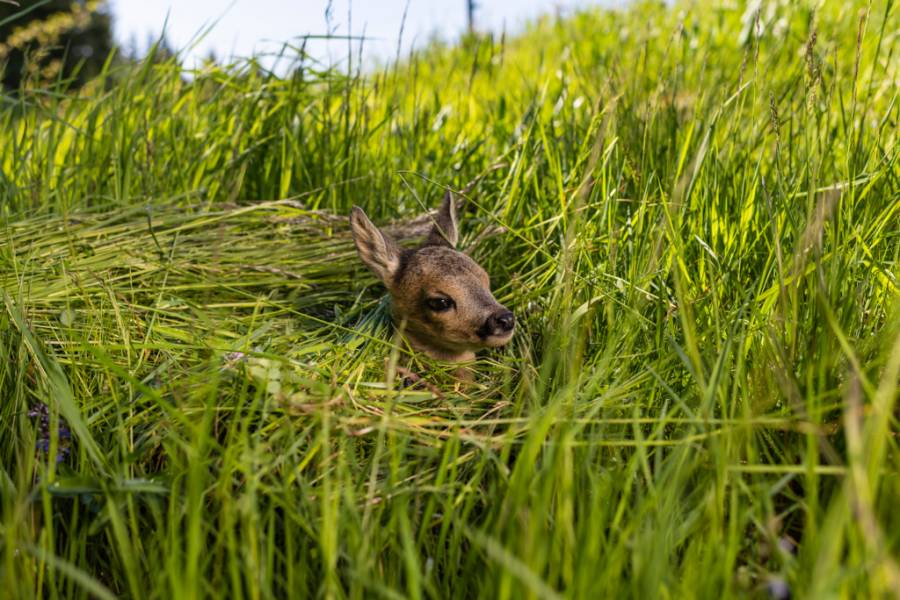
[426,297,455,312]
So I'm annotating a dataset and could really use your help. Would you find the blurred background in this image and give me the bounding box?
[0,0,614,90]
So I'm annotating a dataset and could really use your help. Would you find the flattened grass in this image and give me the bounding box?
[1,0,899,597]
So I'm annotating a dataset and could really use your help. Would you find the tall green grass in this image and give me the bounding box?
[1,0,898,597]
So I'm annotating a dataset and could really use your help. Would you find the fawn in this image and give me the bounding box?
[349,192,514,366]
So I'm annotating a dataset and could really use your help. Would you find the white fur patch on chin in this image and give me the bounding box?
[482,331,514,348]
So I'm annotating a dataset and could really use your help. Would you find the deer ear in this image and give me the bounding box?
[425,190,459,248]
[350,206,401,283]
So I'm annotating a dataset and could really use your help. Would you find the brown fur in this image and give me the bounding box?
[350,192,514,364]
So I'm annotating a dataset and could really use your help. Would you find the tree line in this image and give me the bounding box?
[0,0,113,90]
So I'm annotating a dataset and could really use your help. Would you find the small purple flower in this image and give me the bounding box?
[27,404,48,419]
[27,401,72,464]
[222,351,247,370]
[767,576,790,600]
[778,537,796,555]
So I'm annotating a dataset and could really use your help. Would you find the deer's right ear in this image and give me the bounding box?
[349,206,401,283]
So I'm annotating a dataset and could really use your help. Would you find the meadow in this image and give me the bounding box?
[1,0,898,597]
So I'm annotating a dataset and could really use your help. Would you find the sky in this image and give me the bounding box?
[109,0,613,67]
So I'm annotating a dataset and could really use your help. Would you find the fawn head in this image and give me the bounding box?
[350,193,514,362]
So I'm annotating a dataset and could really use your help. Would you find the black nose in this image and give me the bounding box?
[491,310,515,333]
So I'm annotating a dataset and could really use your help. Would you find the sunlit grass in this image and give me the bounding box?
[1,0,898,597]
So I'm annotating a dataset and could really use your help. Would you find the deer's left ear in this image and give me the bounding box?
[425,190,459,249]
